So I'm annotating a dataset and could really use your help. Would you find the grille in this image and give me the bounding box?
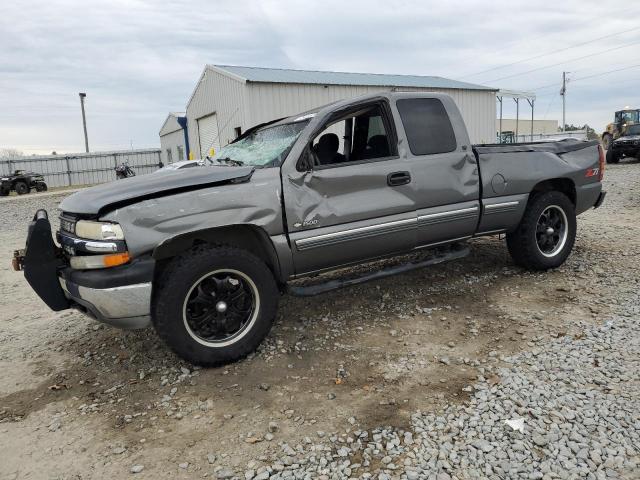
[59,216,76,235]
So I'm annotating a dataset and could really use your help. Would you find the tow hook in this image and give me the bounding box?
[12,249,25,271]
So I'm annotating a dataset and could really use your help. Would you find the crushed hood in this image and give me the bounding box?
[60,166,255,215]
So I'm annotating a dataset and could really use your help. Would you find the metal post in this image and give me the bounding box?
[561,72,567,132]
[514,98,519,140]
[79,93,89,152]
[527,98,535,142]
[498,96,503,143]
[64,156,72,186]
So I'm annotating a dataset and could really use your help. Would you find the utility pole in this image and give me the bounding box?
[560,72,567,132]
[79,92,89,152]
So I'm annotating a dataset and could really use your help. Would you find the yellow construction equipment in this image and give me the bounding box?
[602,107,640,150]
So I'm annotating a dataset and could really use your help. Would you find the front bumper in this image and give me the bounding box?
[13,209,153,329]
[58,277,151,329]
[612,144,640,156]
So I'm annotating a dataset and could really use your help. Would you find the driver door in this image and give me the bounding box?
[282,101,417,275]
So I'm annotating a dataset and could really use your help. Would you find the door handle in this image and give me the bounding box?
[387,171,411,186]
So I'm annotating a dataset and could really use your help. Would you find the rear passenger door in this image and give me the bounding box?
[393,97,481,247]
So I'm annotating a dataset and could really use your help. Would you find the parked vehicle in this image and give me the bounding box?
[13,92,606,366]
[606,124,640,163]
[155,160,207,173]
[115,162,136,179]
[601,108,640,151]
[0,170,47,196]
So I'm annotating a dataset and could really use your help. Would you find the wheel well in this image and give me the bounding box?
[530,178,576,205]
[152,225,282,283]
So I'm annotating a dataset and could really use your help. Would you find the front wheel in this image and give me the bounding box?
[606,148,620,164]
[35,182,48,192]
[152,246,279,366]
[15,181,29,195]
[506,191,576,271]
[602,134,612,151]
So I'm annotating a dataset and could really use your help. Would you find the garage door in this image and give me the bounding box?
[197,113,221,159]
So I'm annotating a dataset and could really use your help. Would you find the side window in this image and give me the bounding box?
[309,104,393,167]
[177,145,184,161]
[166,148,173,163]
[396,98,457,155]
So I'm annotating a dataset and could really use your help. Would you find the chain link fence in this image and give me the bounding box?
[0,149,162,188]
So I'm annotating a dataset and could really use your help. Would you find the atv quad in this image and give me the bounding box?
[0,170,48,196]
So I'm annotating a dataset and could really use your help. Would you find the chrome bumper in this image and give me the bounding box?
[59,277,152,329]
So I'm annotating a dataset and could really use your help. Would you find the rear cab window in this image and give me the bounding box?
[396,98,457,155]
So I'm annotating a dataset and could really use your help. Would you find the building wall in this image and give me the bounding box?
[183,68,496,159]
[496,119,558,135]
[160,129,186,164]
[186,68,247,159]
[246,83,496,144]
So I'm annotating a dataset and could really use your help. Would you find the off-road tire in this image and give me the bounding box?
[506,191,576,271]
[0,186,9,196]
[15,181,29,195]
[602,134,612,151]
[152,245,279,366]
[606,148,620,164]
[35,182,48,192]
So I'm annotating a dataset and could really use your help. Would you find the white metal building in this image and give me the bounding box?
[496,118,558,136]
[168,65,498,159]
[159,112,188,164]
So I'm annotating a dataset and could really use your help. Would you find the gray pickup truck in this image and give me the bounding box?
[13,92,606,366]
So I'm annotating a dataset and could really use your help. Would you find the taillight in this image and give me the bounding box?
[597,145,605,181]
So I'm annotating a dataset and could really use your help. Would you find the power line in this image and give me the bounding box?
[460,26,640,79]
[529,62,640,91]
[461,8,640,68]
[542,90,560,120]
[484,38,640,83]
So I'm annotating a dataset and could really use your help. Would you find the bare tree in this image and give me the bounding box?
[0,148,24,160]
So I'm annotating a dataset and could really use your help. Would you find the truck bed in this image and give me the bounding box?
[473,138,599,155]
[472,138,602,221]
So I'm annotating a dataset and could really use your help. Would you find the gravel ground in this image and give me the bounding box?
[1,159,639,479]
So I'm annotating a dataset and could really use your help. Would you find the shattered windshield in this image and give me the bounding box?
[212,121,309,167]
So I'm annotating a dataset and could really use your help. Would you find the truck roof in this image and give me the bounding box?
[274,91,455,127]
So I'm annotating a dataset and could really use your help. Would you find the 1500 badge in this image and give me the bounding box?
[293,218,319,228]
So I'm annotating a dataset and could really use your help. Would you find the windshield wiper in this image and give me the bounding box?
[216,157,245,167]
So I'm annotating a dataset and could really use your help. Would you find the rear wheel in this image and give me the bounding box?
[0,185,9,196]
[152,245,279,366]
[507,191,576,271]
[15,181,29,195]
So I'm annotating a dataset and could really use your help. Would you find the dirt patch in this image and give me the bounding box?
[1,163,639,478]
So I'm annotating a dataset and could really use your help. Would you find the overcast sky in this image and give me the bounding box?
[1,0,638,154]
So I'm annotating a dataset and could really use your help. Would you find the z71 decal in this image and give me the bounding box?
[585,167,600,178]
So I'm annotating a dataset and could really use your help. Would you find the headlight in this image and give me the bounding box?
[75,220,125,240]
